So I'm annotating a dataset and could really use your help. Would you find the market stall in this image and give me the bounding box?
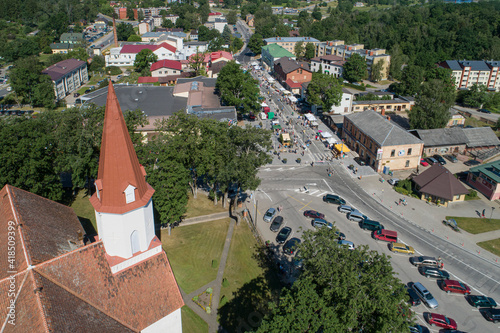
[334,143,350,153]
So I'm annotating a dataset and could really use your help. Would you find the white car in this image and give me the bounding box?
[388,178,399,186]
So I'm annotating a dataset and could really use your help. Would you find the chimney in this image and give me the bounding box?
[381,108,385,116]
[113,15,118,47]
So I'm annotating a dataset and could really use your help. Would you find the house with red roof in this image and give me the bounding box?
[0,82,184,332]
[150,59,183,77]
[188,51,232,77]
[105,42,177,67]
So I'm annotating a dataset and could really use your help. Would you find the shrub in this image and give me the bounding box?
[394,187,409,196]
[222,278,229,287]
[206,287,213,294]
[105,66,122,75]
[192,295,199,301]
[211,259,218,269]
[220,295,228,306]
[206,306,211,314]
[396,179,412,192]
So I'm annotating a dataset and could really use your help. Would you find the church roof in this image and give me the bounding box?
[90,83,154,214]
[0,184,184,331]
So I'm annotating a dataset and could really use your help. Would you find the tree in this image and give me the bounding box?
[116,22,135,41]
[198,25,221,42]
[227,10,237,25]
[32,75,56,109]
[393,65,425,96]
[248,33,264,55]
[127,7,135,20]
[162,18,175,28]
[222,24,233,44]
[306,73,343,112]
[216,61,260,114]
[188,51,207,76]
[208,36,225,52]
[134,49,158,74]
[409,79,455,129]
[312,6,322,20]
[294,41,304,59]
[370,59,384,82]
[304,42,315,61]
[343,53,367,83]
[90,55,106,73]
[137,9,145,22]
[9,56,49,106]
[231,37,243,53]
[257,227,412,332]
[127,34,142,42]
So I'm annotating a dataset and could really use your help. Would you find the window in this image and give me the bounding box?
[124,184,136,204]
[130,230,140,254]
[407,148,412,155]
[405,160,410,167]
[391,149,395,157]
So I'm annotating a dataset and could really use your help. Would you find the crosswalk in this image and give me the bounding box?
[293,189,330,197]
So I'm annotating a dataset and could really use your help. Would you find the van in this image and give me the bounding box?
[412,282,438,309]
[346,210,366,223]
[372,229,397,243]
[338,205,353,214]
[312,218,333,229]
[323,194,346,205]
[360,220,384,231]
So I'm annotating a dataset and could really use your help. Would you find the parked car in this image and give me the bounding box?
[412,282,438,308]
[389,242,415,255]
[478,108,491,114]
[323,194,346,205]
[467,295,497,308]
[334,231,346,240]
[270,216,284,232]
[482,308,500,322]
[312,218,333,229]
[438,279,471,294]
[263,208,277,222]
[276,226,292,244]
[73,92,80,97]
[426,313,457,329]
[418,266,450,279]
[420,159,429,167]
[347,210,367,223]
[433,154,446,165]
[443,219,460,232]
[293,250,303,268]
[361,219,384,231]
[407,287,422,306]
[445,154,458,163]
[409,325,429,333]
[410,256,439,268]
[338,240,355,250]
[372,229,398,242]
[303,210,325,219]
[338,204,353,214]
[426,157,438,165]
[248,113,256,120]
[464,159,481,166]
[283,237,301,255]
[388,178,399,186]
[84,89,92,94]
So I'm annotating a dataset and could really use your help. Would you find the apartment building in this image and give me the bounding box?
[42,59,88,101]
[310,54,345,77]
[315,40,391,80]
[437,60,500,92]
[263,37,320,54]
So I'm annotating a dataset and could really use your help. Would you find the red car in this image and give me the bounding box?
[304,210,325,219]
[420,159,429,167]
[438,279,471,295]
[427,313,457,330]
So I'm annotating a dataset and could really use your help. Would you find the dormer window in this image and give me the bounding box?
[124,184,137,204]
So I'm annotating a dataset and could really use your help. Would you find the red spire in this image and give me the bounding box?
[90,82,154,214]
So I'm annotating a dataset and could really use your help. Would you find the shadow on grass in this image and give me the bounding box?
[218,244,287,333]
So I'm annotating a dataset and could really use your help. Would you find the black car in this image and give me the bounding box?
[433,154,446,165]
[445,154,458,163]
[409,325,430,333]
[270,216,284,232]
[407,287,422,306]
[323,194,346,205]
[276,226,292,244]
[418,266,450,279]
[464,159,481,166]
[283,237,301,255]
[482,308,500,322]
[479,108,492,114]
[468,295,497,308]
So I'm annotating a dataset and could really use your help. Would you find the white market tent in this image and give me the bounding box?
[304,113,317,121]
[325,138,337,145]
[311,121,319,127]
[267,76,275,82]
[288,95,298,102]
[283,90,292,95]
[261,102,268,107]
[320,132,333,138]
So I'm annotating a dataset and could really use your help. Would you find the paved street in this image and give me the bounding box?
[244,67,500,332]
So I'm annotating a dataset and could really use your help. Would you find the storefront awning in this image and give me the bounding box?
[334,143,350,153]
[326,138,336,144]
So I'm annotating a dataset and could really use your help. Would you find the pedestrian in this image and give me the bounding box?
[355,167,358,174]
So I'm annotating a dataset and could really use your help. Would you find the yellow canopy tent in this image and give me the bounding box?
[334,143,350,153]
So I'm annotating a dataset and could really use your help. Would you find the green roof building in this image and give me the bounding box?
[467,160,500,201]
[261,44,295,70]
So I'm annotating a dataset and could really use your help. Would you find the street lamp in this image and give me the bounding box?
[490,207,495,220]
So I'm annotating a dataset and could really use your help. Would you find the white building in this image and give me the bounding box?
[105,43,178,67]
[310,54,345,78]
[437,60,500,92]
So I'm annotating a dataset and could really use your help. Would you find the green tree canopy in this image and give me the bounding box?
[116,22,135,41]
[370,59,384,82]
[133,49,158,74]
[294,41,304,59]
[304,42,315,61]
[391,65,425,96]
[216,61,260,114]
[409,79,455,129]
[127,34,142,42]
[343,53,367,83]
[248,33,264,55]
[306,73,343,112]
[257,227,413,332]
[222,24,233,44]
[226,10,237,25]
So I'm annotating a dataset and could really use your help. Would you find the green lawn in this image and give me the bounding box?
[446,216,500,234]
[181,306,208,333]
[477,238,500,257]
[70,190,97,234]
[162,219,230,294]
[184,193,227,218]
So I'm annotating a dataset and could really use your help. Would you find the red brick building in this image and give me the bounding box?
[273,57,313,94]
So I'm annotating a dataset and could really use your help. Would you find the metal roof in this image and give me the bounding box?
[463,127,500,147]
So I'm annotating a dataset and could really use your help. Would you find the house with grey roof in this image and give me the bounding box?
[60,32,84,44]
[437,60,500,92]
[342,110,423,172]
[42,58,88,101]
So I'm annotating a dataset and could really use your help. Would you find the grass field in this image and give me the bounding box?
[182,306,208,333]
[162,219,230,294]
[184,193,227,218]
[70,190,97,233]
[446,216,500,234]
[477,238,500,257]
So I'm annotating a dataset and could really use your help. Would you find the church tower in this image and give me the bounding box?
[90,82,160,273]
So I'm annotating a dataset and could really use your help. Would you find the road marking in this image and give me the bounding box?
[322,179,334,192]
[316,191,328,197]
[309,190,319,196]
[298,200,313,211]
[258,189,272,201]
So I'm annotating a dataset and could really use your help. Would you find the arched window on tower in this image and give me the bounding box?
[131,230,140,254]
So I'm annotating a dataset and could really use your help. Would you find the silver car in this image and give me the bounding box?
[338,205,353,214]
[263,208,277,222]
[412,282,438,309]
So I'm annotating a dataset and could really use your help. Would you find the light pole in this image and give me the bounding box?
[490,207,495,221]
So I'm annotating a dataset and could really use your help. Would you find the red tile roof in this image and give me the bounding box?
[286,78,303,88]
[150,59,182,71]
[120,42,176,54]
[209,12,222,15]
[90,83,154,214]
[189,51,233,64]
[138,76,159,83]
